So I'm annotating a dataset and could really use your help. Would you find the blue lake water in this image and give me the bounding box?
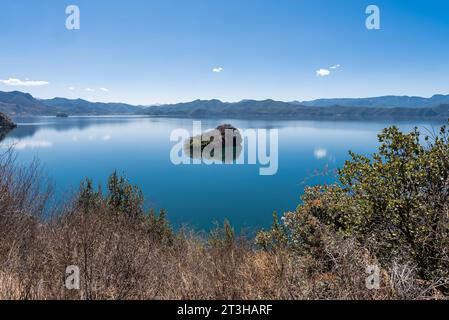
[2,116,443,232]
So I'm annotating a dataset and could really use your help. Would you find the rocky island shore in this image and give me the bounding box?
[184,124,243,161]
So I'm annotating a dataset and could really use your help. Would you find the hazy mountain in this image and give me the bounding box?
[41,97,142,115]
[140,100,449,120]
[0,91,142,116]
[296,94,449,108]
[0,91,56,116]
[139,99,304,117]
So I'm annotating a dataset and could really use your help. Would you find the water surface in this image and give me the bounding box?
[3,116,442,232]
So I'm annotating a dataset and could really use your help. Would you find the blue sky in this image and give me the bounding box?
[1,0,449,104]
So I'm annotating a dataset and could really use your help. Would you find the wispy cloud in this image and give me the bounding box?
[85,88,95,92]
[212,67,224,73]
[0,78,49,87]
[316,69,331,77]
[99,87,109,92]
[68,86,76,91]
[316,64,341,77]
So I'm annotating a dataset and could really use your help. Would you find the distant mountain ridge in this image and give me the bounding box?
[296,94,449,108]
[0,91,55,116]
[1,90,449,120]
[140,99,449,120]
[0,91,142,116]
[41,97,142,115]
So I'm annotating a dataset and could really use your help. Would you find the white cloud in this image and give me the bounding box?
[85,88,94,92]
[99,87,109,92]
[316,64,341,77]
[0,78,49,87]
[212,67,224,73]
[102,134,111,141]
[314,148,328,159]
[68,86,76,91]
[316,69,331,77]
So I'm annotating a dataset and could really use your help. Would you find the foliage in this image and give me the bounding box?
[209,219,236,250]
[106,171,144,218]
[255,212,288,251]
[258,121,449,285]
[77,178,102,213]
[147,208,174,245]
[77,172,174,246]
[338,123,449,279]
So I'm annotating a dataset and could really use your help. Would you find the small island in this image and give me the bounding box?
[184,124,243,162]
[0,112,17,130]
[56,113,69,118]
[0,112,17,142]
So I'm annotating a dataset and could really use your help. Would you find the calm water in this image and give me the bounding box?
[2,116,443,232]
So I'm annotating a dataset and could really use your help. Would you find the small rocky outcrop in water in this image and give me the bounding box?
[185,124,243,162]
[0,112,17,130]
[0,112,17,142]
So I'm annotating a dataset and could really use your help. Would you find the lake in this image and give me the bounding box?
[2,116,443,232]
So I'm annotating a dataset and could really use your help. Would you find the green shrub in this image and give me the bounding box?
[338,123,449,279]
[259,121,449,283]
[107,171,144,218]
[147,208,174,245]
[77,178,102,213]
[255,212,288,251]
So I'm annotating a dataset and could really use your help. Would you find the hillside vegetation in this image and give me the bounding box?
[0,122,448,300]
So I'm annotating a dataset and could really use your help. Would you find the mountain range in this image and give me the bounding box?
[140,99,449,120]
[0,91,142,116]
[295,94,449,108]
[1,90,449,120]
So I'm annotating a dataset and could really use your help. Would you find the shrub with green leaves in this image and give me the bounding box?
[77,178,102,213]
[338,123,449,279]
[147,208,174,245]
[76,172,175,246]
[259,121,449,283]
[107,170,144,217]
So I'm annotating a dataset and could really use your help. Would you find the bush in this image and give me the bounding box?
[338,123,449,281]
[259,121,449,291]
[107,171,144,218]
